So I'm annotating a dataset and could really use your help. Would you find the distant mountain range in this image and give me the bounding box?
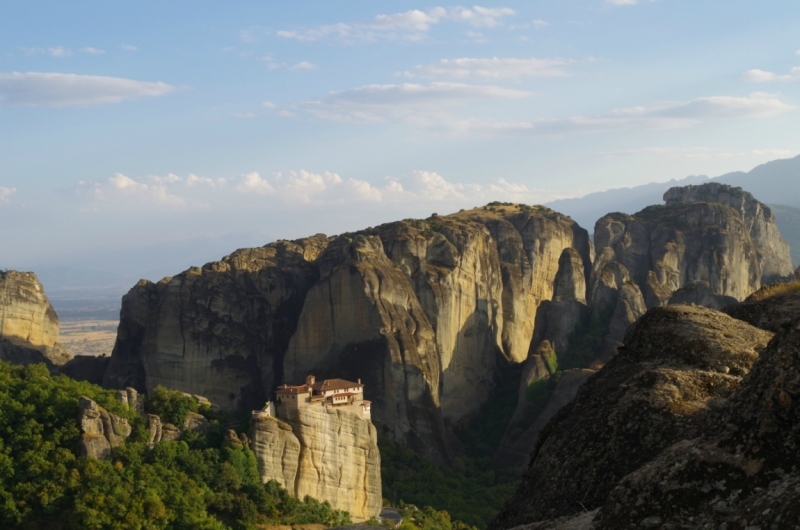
[546,154,800,266]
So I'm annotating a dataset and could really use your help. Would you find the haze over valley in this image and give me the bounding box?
[2,2,800,529]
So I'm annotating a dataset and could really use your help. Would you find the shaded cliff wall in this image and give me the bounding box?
[103,237,327,410]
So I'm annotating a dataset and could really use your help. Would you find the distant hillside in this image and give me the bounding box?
[770,204,800,267]
[545,175,710,232]
[546,154,800,232]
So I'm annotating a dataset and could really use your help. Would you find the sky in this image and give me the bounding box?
[1,0,799,290]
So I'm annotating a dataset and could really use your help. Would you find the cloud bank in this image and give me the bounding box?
[0,72,176,106]
[234,170,556,205]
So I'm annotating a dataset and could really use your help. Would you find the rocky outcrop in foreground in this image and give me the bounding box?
[490,286,800,530]
[0,270,70,366]
[490,304,773,528]
[250,405,381,521]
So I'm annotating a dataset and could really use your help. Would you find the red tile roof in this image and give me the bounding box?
[311,378,364,392]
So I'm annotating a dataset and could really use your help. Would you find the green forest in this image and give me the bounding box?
[0,360,494,530]
[0,361,351,530]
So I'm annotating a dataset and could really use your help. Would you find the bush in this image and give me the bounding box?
[147,385,199,426]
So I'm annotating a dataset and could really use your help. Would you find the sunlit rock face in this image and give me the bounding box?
[250,405,381,521]
[0,270,70,366]
[663,182,794,283]
[102,205,592,463]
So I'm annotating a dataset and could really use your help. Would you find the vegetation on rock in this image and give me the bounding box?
[0,361,351,529]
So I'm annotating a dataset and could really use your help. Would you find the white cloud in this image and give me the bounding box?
[97,174,186,207]
[120,44,138,52]
[236,172,276,195]
[606,0,639,4]
[401,57,572,79]
[532,19,549,28]
[290,61,317,71]
[262,101,277,109]
[0,72,176,107]
[234,169,558,205]
[295,82,530,126]
[149,174,182,185]
[48,46,72,57]
[276,5,515,43]
[71,173,223,211]
[0,186,16,203]
[79,47,105,55]
[525,92,796,135]
[742,67,800,83]
[186,174,218,186]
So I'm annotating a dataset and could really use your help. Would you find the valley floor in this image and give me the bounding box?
[59,319,118,357]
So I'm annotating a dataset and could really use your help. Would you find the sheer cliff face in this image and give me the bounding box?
[103,205,591,462]
[664,182,794,283]
[0,270,69,366]
[283,234,447,460]
[103,237,327,410]
[251,407,382,521]
[595,202,761,308]
[593,183,793,312]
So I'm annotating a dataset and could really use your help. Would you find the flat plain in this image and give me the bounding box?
[59,320,118,357]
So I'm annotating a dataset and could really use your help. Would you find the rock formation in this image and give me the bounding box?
[664,182,794,283]
[0,270,70,367]
[250,405,382,521]
[102,205,591,462]
[667,280,738,310]
[77,396,132,460]
[98,187,793,470]
[102,236,327,413]
[591,308,800,528]
[489,304,773,529]
[724,280,800,332]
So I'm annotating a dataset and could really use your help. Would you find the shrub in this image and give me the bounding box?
[147,385,199,426]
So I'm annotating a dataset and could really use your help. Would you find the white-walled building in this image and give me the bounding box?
[274,375,371,420]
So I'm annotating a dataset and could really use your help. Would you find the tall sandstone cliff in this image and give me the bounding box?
[103,205,591,462]
[0,270,70,366]
[250,406,381,521]
[101,187,793,467]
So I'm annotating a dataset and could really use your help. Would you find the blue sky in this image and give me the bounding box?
[1,0,799,280]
